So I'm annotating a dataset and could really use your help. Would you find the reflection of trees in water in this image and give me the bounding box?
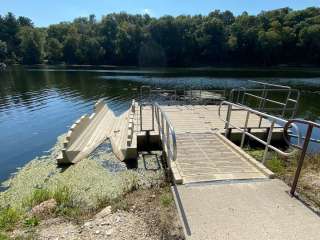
[0,67,142,111]
[0,66,320,119]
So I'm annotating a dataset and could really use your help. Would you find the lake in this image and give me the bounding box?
[1,66,320,182]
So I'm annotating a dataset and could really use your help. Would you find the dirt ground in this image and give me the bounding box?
[10,187,185,240]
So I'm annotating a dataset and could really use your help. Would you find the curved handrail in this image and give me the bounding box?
[218,101,301,162]
[154,102,177,168]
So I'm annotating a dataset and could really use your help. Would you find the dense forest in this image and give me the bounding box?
[0,7,320,67]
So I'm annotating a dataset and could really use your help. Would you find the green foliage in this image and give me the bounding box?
[0,40,7,62]
[18,26,45,64]
[110,198,129,212]
[25,186,71,210]
[26,189,51,208]
[1,8,320,66]
[265,157,285,174]
[160,193,173,207]
[23,216,39,228]
[52,186,72,207]
[0,207,21,231]
[0,232,10,240]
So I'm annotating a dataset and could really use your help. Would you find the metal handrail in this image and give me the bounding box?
[154,103,177,169]
[283,119,320,195]
[218,101,301,163]
[229,81,300,118]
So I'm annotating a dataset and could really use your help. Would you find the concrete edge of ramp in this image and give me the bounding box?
[171,179,320,240]
[215,133,275,178]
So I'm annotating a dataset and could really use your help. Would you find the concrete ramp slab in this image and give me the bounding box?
[173,179,320,240]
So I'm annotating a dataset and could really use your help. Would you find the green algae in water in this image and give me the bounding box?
[0,135,165,211]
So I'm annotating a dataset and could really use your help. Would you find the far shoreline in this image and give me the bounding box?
[4,63,320,78]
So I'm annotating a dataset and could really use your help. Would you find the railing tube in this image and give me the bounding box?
[225,104,232,137]
[240,111,250,148]
[262,121,275,164]
[290,124,313,196]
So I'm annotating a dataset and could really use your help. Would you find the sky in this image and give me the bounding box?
[0,0,319,27]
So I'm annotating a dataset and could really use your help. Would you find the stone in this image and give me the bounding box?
[95,206,112,219]
[106,229,113,236]
[31,199,57,217]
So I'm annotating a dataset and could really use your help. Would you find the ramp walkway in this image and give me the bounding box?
[151,104,275,184]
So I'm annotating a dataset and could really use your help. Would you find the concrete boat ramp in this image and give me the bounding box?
[57,88,320,239]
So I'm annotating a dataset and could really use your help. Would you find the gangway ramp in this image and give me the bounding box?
[154,104,274,184]
[175,133,269,184]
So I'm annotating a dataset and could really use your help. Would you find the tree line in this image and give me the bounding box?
[0,7,320,67]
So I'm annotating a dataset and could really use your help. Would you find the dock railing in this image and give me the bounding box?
[229,81,300,118]
[218,101,301,163]
[219,101,320,196]
[154,102,177,169]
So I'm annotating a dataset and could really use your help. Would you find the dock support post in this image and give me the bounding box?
[290,124,313,196]
[262,121,275,164]
[224,104,232,138]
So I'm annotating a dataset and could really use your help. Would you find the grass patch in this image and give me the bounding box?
[265,156,286,175]
[0,207,21,231]
[110,198,129,212]
[160,193,173,208]
[23,216,39,228]
[24,186,71,209]
[0,232,10,240]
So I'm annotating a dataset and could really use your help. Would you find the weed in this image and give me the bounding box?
[52,186,71,207]
[160,193,173,207]
[23,216,39,228]
[0,207,21,231]
[25,189,51,208]
[110,198,129,212]
[58,206,83,219]
[0,232,9,240]
[265,157,285,175]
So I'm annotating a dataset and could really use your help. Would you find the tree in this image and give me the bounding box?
[0,40,7,62]
[18,27,45,64]
[258,30,282,65]
[63,35,79,64]
[46,38,63,63]
[1,7,320,66]
[299,25,320,62]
